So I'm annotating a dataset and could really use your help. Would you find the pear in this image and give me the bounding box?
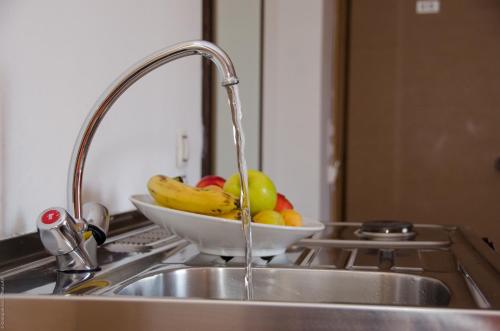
[253,210,285,226]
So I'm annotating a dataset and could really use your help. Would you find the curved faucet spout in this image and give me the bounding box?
[67,40,239,219]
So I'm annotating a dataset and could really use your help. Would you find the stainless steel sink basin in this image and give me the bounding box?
[114,266,451,306]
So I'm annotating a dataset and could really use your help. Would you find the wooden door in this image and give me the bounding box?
[344,0,500,245]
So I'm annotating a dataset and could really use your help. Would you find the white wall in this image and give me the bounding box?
[214,0,261,178]
[262,0,334,221]
[0,0,202,238]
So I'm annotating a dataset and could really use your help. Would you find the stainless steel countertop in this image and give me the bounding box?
[4,295,500,331]
[2,213,500,330]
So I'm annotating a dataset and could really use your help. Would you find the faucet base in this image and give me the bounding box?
[55,239,99,272]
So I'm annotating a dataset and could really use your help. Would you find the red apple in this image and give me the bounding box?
[274,193,294,212]
[196,175,226,188]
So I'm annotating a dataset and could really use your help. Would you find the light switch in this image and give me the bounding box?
[176,130,189,168]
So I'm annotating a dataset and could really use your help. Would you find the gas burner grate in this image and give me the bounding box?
[356,220,416,241]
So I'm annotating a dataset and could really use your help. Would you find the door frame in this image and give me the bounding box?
[332,0,350,222]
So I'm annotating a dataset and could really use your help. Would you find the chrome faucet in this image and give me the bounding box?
[37,203,109,271]
[37,40,239,272]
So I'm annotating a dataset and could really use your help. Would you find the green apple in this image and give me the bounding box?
[223,169,277,215]
[253,210,285,226]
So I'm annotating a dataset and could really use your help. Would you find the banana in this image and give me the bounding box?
[203,185,224,192]
[148,175,239,215]
[218,209,241,221]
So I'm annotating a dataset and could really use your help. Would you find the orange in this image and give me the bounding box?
[281,209,303,227]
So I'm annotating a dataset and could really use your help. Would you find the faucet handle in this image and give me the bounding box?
[37,208,82,256]
[82,202,109,245]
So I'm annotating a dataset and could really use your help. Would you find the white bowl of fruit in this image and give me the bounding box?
[130,170,325,257]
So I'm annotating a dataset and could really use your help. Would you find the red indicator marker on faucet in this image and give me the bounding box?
[41,210,61,224]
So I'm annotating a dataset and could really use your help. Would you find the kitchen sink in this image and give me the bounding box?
[113,266,451,306]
